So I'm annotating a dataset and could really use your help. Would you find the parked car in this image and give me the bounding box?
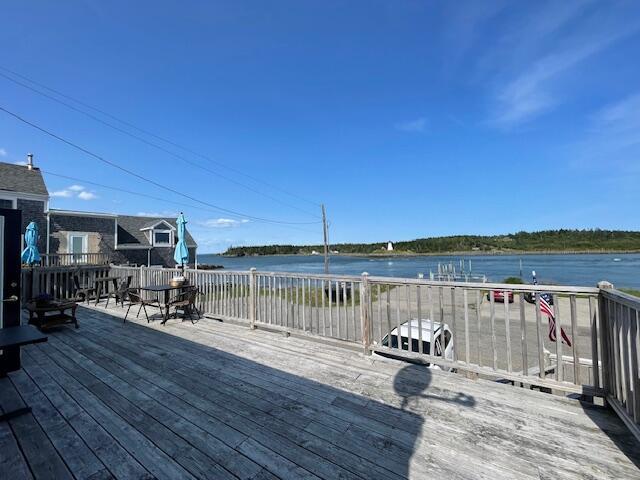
[488,290,514,303]
[376,319,454,370]
[524,292,554,305]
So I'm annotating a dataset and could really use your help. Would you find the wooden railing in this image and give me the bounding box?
[599,287,640,441]
[20,265,112,305]
[42,265,638,440]
[110,267,604,393]
[39,253,111,266]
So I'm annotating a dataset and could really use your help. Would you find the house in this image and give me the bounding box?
[0,157,197,267]
[0,155,49,237]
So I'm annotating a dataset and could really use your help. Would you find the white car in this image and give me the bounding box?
[377,319,455,370]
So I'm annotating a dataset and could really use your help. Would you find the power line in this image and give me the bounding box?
[0,66,322,213]
[41,170,319,234]
[0,105,322,227]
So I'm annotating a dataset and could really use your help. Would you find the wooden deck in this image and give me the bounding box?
[1,304,639,479]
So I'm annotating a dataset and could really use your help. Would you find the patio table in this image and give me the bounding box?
[140,284,186,324]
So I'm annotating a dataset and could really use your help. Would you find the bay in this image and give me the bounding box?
[197,252,640,289]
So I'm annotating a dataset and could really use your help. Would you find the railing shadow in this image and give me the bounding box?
[38,306,459,479]
[581,402,640,469]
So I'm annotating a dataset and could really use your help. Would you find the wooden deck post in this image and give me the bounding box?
[360,272,371,355]
[249,268,257,329]
[598,281,614,402]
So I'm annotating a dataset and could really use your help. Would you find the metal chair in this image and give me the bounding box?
[106,276,132,308]
[168,286,201,324]
[73,275,95,304]
[124,288,163,323]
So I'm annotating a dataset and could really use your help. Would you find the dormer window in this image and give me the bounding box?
[140,220,176,247]
[153,230,173,246]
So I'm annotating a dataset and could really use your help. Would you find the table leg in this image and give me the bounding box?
[162,290,170,325]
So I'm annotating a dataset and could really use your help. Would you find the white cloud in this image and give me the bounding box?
[136,211,179,217]
[200,218,250,228]
[77,191,98,200]
[50,185,97,200]
[395,117,428,133]
[571,93,640,171]
[0,148,6,157]
[14,161,27,166]
[490,6,640,127]
[51,190,73,198]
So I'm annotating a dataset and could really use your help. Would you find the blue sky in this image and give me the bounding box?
[1,1,639,253]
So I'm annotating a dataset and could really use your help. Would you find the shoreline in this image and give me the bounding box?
[203,249,640,258]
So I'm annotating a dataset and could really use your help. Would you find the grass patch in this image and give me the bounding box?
[621,288,640,298]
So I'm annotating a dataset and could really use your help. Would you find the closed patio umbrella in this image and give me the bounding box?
[21,221,41,265]
[173,213,189,272]
[21,221,41,302]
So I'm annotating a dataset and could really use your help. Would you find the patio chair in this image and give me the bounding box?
[73,275,95,304]
[106,275,132,308]
[168,286,201,324]
[124,288,163,323]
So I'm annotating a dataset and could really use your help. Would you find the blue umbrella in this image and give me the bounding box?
[21,221,41,265]
[173,213,189,270]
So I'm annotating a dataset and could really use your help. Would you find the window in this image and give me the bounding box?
[381,330,450,354]
[0,199,13,209]
[153,230,172,246]
[68,234,88,263]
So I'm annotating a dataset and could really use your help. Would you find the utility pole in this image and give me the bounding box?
[321,204,329,274]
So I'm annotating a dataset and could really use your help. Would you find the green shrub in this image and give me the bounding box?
[503,276,524,284]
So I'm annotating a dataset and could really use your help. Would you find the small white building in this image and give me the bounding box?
[387,241,394,251]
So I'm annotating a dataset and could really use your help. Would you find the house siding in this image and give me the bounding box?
[16,199,47,250]
[49,214,116,257]
[116,246,197,268]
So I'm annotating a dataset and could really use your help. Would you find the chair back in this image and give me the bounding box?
[127,288,142,303]
[117,276,132,294]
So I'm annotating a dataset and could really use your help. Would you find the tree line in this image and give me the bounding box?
[223,229,640,256]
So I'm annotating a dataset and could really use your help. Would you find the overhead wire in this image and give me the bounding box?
[41,170,319,234]
[0,66,322,216]
[0,105,322,228]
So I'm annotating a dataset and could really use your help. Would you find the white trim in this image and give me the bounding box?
[0,195,17,209]
[0,189,49,203]
[67,232,88,254]
[152,229,173,247]
[140,220,175,231]
[46,212,50,254]
[49,208,117,218]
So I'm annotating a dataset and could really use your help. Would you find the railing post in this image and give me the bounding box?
[597,281,614,402]
[360,272,371,355]
[249,268,257,329]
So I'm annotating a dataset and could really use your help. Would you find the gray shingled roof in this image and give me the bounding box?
[117,215,197,247]
[0,162,48,195]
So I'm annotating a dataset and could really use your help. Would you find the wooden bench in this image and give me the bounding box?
[25,300,78,330]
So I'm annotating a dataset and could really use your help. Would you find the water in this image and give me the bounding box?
[197,253,640,289]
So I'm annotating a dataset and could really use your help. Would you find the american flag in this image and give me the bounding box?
[539,295,572,346]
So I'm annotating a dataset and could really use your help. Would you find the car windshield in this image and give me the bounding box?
[382,333,449,354]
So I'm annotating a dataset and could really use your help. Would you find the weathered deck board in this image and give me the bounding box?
[0,377,73,479]
[1,304,639,479]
